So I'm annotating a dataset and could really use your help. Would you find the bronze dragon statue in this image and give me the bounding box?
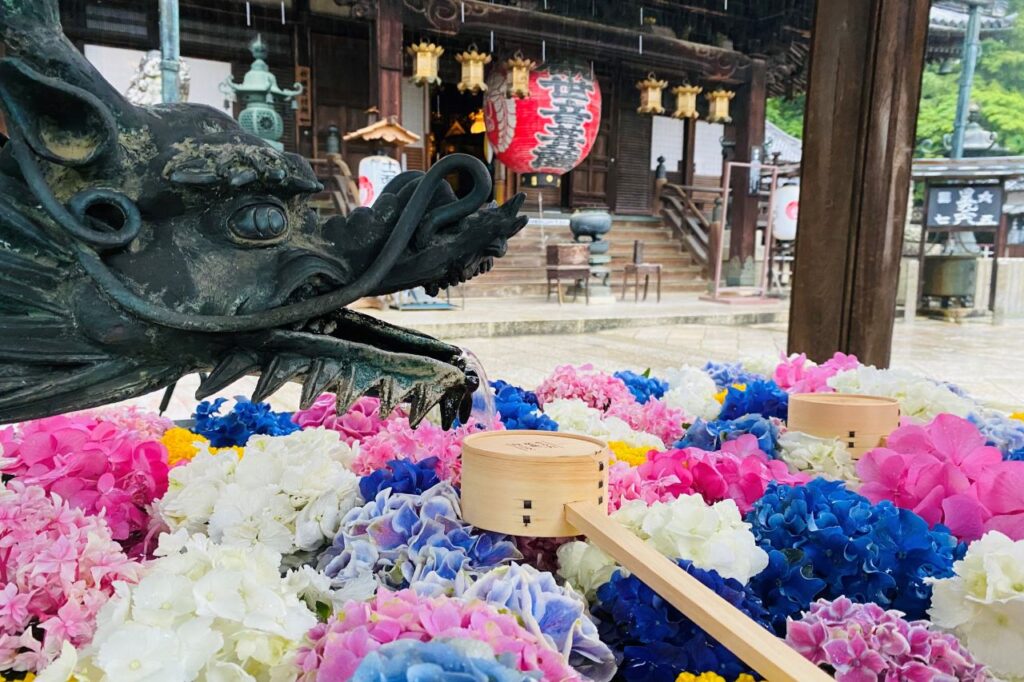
[0,1,527,427]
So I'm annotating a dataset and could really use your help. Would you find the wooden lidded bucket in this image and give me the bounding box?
[788,393,901,458]
[461,430,608,537]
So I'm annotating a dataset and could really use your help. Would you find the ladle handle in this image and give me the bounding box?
[564,501,832,682]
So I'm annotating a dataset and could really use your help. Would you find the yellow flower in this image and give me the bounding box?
[160,427,242,466]
[675,674,759,682]
[1012,412,1024,422]
[0,673,37,681]
[608,441,653,466]
[714,383,747,404]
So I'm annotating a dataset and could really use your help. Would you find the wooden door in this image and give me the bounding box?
[613,101,654,215]
[568,73,614,209]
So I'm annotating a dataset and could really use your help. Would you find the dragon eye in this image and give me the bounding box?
[228,203,288,242]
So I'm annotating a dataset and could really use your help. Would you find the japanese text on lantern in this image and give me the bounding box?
[532,73,595,172]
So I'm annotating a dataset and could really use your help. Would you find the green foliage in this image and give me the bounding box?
[765,95,805,139]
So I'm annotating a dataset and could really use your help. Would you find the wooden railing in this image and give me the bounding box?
[308,153,360,217]
[658,183,723,275]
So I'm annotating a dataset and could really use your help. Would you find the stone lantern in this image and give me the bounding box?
[219,34,303,151]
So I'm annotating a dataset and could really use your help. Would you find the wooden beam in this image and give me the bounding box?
[728,58,766,264]
[788,0,930,366]
[400,0,751,84]
[374,0,403,119]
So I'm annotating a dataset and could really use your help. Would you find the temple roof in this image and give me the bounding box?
[342,116,421,145]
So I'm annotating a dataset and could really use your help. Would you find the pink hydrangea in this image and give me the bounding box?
[774,352,860,394]
[613,435,809,513]
[0,482,142,675]
[535,364,635,411]
[351,414,503,485]
[607,398,686,445]
[293,589,580,681]
[79,405,173,441]
[0,415,169,549]
[857,413,1024,541]
[291,394,389,444]
[786,597,987,682]
[607,460,674,511]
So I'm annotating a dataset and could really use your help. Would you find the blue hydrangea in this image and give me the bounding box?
[744,479,964,633]
[591,560,771,681]
[613,370,668,404]
[318,482,520,596]
[491,380,558,431]
[191,396,299,447]
[718,379,789,421]
[702,361,767,389]
[969,411,1024,459]
[675,414,779,456]
[359,458,442,500]
[352,639,538,682]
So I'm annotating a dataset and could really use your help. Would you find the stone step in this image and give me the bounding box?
[455,280,707,298]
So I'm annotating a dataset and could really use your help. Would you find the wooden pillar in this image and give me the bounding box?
[788,0,931,367]
[681,117,697,187]
[374,0,402,120]
[728,59,766,263]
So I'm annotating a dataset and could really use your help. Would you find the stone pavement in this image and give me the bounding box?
[119,316,1024,419]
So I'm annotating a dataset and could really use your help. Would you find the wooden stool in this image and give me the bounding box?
[622,240,662,302]
[546,244,591,305]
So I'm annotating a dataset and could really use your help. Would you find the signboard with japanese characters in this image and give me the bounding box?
[926,183,1004,229]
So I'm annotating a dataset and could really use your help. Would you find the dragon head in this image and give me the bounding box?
[0,1,527,427]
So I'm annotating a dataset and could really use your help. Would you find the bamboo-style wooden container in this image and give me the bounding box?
[460,430,831,682]
[788,393,901,458]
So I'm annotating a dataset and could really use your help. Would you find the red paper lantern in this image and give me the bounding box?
[484,63,602,176]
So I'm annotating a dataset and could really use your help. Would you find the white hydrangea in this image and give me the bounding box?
[558,494,768,598]
[39,531,318,682]
[157,427,361,557]
[777,430,859,485]
[543,398,665,450]
[661,365,721,421]
[928,531,1024,680]
[828,366,977,421]
[737,353,781,378]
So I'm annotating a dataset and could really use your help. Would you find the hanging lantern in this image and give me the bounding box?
[469,109,487,134]
[672,84,702,120]
[484,63,602,175]
[706,88,735,123]
[636,73,667,115]
[407,41,444,86]
[505,52,536,99]
[456,44,492,94]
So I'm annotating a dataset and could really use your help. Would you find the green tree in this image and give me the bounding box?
[765,95,805,139]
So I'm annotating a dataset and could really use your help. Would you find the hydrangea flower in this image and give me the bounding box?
[543,399,666,451]
[592,561,771,682]
[857,413,1024,541]
[828,366,977,420]
[676,675,757,682]
[513,535,577,575]
[359,457,441,500]
[718,380,789,421]
[969,409,1024,459]
[291,394,388,444]
[0,415,169,549]
[772,352,859,394]
[676,415,779,456]
[776,430,858,484]
[42,531,318,682]
[661,366,722,422]
[159,426,240,467]
[621,435,809,515]
[535,364,635,411]
[318,482,520,597]
[352,640,539,682]
[491,381,558,431]
[928,530,1024,680]
[787,597,986,682]
[745,479,963,632]
[352,413,501,485]
[0,482,141,676]
[460,563,616,681]
[702,361,766,389]
[293,589,581,681]
[608,441,655,466]
[607,398,686,445]
[192,396,299,447]
[558,495,768,598]
[157,427,361,556]
[81,405,173,441]
[613,370,668,404]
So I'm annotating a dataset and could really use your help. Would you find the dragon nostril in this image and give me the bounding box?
[229,203,288,242]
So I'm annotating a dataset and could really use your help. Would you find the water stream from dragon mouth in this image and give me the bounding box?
[460,347,497,425]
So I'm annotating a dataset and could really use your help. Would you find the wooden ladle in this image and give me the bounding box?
[461,430,831,682]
